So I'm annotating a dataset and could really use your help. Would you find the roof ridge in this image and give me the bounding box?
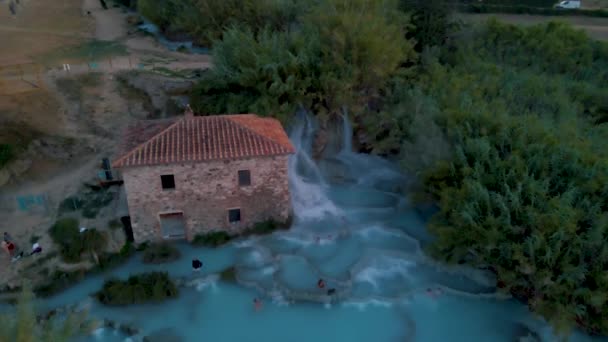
[112,118,183,168]
[223,115,292,152]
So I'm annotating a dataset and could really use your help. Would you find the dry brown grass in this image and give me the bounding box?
[0,0,93,65]
[0,90,64,136]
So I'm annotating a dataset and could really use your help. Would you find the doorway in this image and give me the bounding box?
[159,212,186,239]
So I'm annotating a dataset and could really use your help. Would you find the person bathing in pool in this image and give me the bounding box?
[192,259,203,272]
[253,298,263,311]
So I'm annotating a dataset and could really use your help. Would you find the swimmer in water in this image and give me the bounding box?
[253,298,263,311]
[318,279,326,289]
[192,259,203,272]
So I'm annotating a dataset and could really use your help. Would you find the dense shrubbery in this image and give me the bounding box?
[34,243,136,297]
[95,272,178,306]
[457,3,608,17]
[192,219,290,247]
[0,144,15,169]
[138,0,306,46]
[192,231,232,247]
[58,188,115,219]
[142,242,181,264]
[34,269,88,298]
[190,0,415,121]
[409,21,608,335]
[49,218,107,263]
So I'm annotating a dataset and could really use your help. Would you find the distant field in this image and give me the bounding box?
[0,0,92,65]
[457,0,608,8]
[457,13,608,40]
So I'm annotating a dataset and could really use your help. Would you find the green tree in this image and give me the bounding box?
[400,0,458,51]
[191,0,416,121]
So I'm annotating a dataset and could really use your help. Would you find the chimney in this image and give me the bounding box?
[185,104,194,119]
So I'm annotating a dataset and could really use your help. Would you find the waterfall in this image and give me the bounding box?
[288,112,341,222]
[342,112,353,154]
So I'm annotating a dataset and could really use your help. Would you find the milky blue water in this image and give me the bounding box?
[29,115,608,341]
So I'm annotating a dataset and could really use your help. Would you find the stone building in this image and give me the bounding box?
[112,112,295,243]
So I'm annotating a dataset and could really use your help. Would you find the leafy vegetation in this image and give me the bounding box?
[457,3,608,17]
[413,20,608,335]
[58,188,115,219]
[48,218,107,263]
[135,0,607,335]
[34,244,136,298]
[142,242,181,264]
[0,286,94,342]
[0,144,15,169]
[219,267,237,283]
[192,219,291,247]
[190,0,414,122]
[192,231,232,247]
[138,0,306,46]
[95,272,178,306]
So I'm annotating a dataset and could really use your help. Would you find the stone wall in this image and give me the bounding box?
[120,155,291,243]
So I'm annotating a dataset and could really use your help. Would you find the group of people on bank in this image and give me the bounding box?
[1,232,42,262]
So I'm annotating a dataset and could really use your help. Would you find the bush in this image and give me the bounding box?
[219,267,237,283]
[34,244,136,297]
[192,219,291,247]
[95,272,178,306]
[49,219,107,263]
[0,144,15,169]
[58,196,85,213]
[58,190,114,218]
[142,242,181,264]
[244,219,290,236]
[190,0,415,121]
[138,0,306,46]
[192,231,232,247]
[100,243,135,265]
[457,3,608,17]
[34,269,88,298]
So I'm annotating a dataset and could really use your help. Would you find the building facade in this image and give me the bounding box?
[112,113,295,243]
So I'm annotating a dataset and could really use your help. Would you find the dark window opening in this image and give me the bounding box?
[238,170,251,186]
[228,208,241,223]
[161,174,175,189]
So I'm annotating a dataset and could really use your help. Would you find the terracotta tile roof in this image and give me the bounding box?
[112,114,295,168]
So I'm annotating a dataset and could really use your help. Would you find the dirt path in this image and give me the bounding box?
[457,13,608,41]
[83,0,128,41]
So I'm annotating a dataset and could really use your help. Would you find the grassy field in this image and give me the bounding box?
[458,0,608,8]
[0,0,92,65]
[457,13,608,40]
[36,40,128,66]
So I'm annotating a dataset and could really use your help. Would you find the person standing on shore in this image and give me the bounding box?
[1,241,10,257]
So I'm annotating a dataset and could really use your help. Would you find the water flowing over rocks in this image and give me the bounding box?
[25,113,602,342]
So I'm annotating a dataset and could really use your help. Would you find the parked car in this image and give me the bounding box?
[555,0,581,9]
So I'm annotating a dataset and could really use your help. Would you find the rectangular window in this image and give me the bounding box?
[228,208,241,223]
[161,174,175,189]
[238,170,251,186]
